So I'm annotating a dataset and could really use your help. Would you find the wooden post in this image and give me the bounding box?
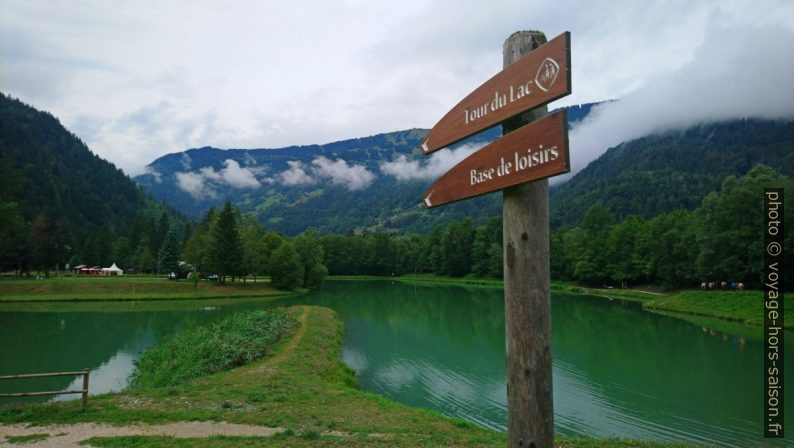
[502,30,554,448]
[82,368,89,409]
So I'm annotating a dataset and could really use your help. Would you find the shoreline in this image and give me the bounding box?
[332,275,793,331]
[2,274,790,330]
[0,305,689,447]
[0,276,301,303]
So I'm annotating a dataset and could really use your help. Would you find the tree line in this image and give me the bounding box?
[3,163,790,291]
[552,164,792,290]
[313,164,792,290]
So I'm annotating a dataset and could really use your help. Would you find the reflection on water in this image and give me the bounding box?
[1,280,790,446]
[283,280,792,447]
[0,299,273,402]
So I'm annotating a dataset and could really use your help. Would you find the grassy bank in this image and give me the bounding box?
[329,274,504,288]
[365,274,662,302]
[347,273,787,330]
[0,276,292,302]
[0,305,688,447]
[643,290,792,329]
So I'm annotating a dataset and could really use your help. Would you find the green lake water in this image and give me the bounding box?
[1,280,791,446]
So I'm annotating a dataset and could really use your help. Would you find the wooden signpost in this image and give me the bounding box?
[421,30,570,448]
[421,31,570,155]
[423,110,568,208]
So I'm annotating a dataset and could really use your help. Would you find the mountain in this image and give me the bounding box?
[135,104,596,236]
[136,103,792,236]
[137,129,497,235]
[549,118,794,227]
[0,94,178,269]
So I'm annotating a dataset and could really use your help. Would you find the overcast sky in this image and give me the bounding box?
[2,0,793,177]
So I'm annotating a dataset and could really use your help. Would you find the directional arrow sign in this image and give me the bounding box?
[422,109,568,208]
[420,31,570,155]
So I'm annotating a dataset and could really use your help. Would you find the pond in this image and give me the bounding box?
[0,280,790,446]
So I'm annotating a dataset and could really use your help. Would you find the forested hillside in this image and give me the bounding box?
[136,128,504,235]
[137,108,792,235]
[0,94,181,272]
[549,118,794,227]
[135,104,595,235]
[310,165,791,290]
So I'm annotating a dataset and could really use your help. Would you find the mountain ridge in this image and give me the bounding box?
[134,104,792,235]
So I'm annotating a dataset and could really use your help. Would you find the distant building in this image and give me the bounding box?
[78,266,101,275]
[101,263,124,276]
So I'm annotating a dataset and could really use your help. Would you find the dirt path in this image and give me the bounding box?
[256,305,309,374]
[0,307,314,447]
[0,421,282,447]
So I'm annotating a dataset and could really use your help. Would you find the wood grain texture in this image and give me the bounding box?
[502,30,555,448]
[422,110,568,208]
[421,31,570,154]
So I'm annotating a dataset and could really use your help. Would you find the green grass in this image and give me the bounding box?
[0,296,282,313]
[644,289,793,329]
[129,308,299,390]
[4,433,49,444]
[0,305,687,447]
[575,287,667,303]
[331,274,664,302]
[329,273,504,287]
[0,276,293,302]
[370,274,780,331]
[397,273,504,287]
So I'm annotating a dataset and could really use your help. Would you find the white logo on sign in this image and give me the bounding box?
[534,58,560,92]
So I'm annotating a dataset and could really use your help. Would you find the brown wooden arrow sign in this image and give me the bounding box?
[420,31,570,155]
[422,109,568,208]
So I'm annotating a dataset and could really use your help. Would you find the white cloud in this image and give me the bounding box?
[278,157,374,190]
[174,159,261,197]
[280,161,315,186]
[175,171,214,199]
[558,24,794,183]
[179,153,192,171]
[1,1,792,175]
[144,166,162,183]
[311,156,375,190]
[380,143,484,181]
[216,159,261,188]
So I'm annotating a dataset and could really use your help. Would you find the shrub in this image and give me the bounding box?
[129,308,298,390]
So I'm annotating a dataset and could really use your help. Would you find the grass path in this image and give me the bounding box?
[255,306,309,375]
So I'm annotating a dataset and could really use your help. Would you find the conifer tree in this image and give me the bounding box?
[158,224,181,278]
[208,201,245,283]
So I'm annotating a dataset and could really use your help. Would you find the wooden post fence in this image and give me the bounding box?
[0,369,90,409]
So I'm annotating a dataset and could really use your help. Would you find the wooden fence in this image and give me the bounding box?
[0,369,90,408]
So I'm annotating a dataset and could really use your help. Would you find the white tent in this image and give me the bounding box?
[101,263,124,276]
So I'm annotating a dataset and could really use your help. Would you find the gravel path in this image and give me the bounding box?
[0,421,282,447]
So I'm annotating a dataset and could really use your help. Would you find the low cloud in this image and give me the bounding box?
[278,157,374,190]
[280,161,315,186]
[312,156,374,190]
[180,153,192,171]
[175,159,262,198]
[559,24,794,183]
[143,166,162,183]
[210,159,261,188]
[175,171,215,199]
[380,143,484,181]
